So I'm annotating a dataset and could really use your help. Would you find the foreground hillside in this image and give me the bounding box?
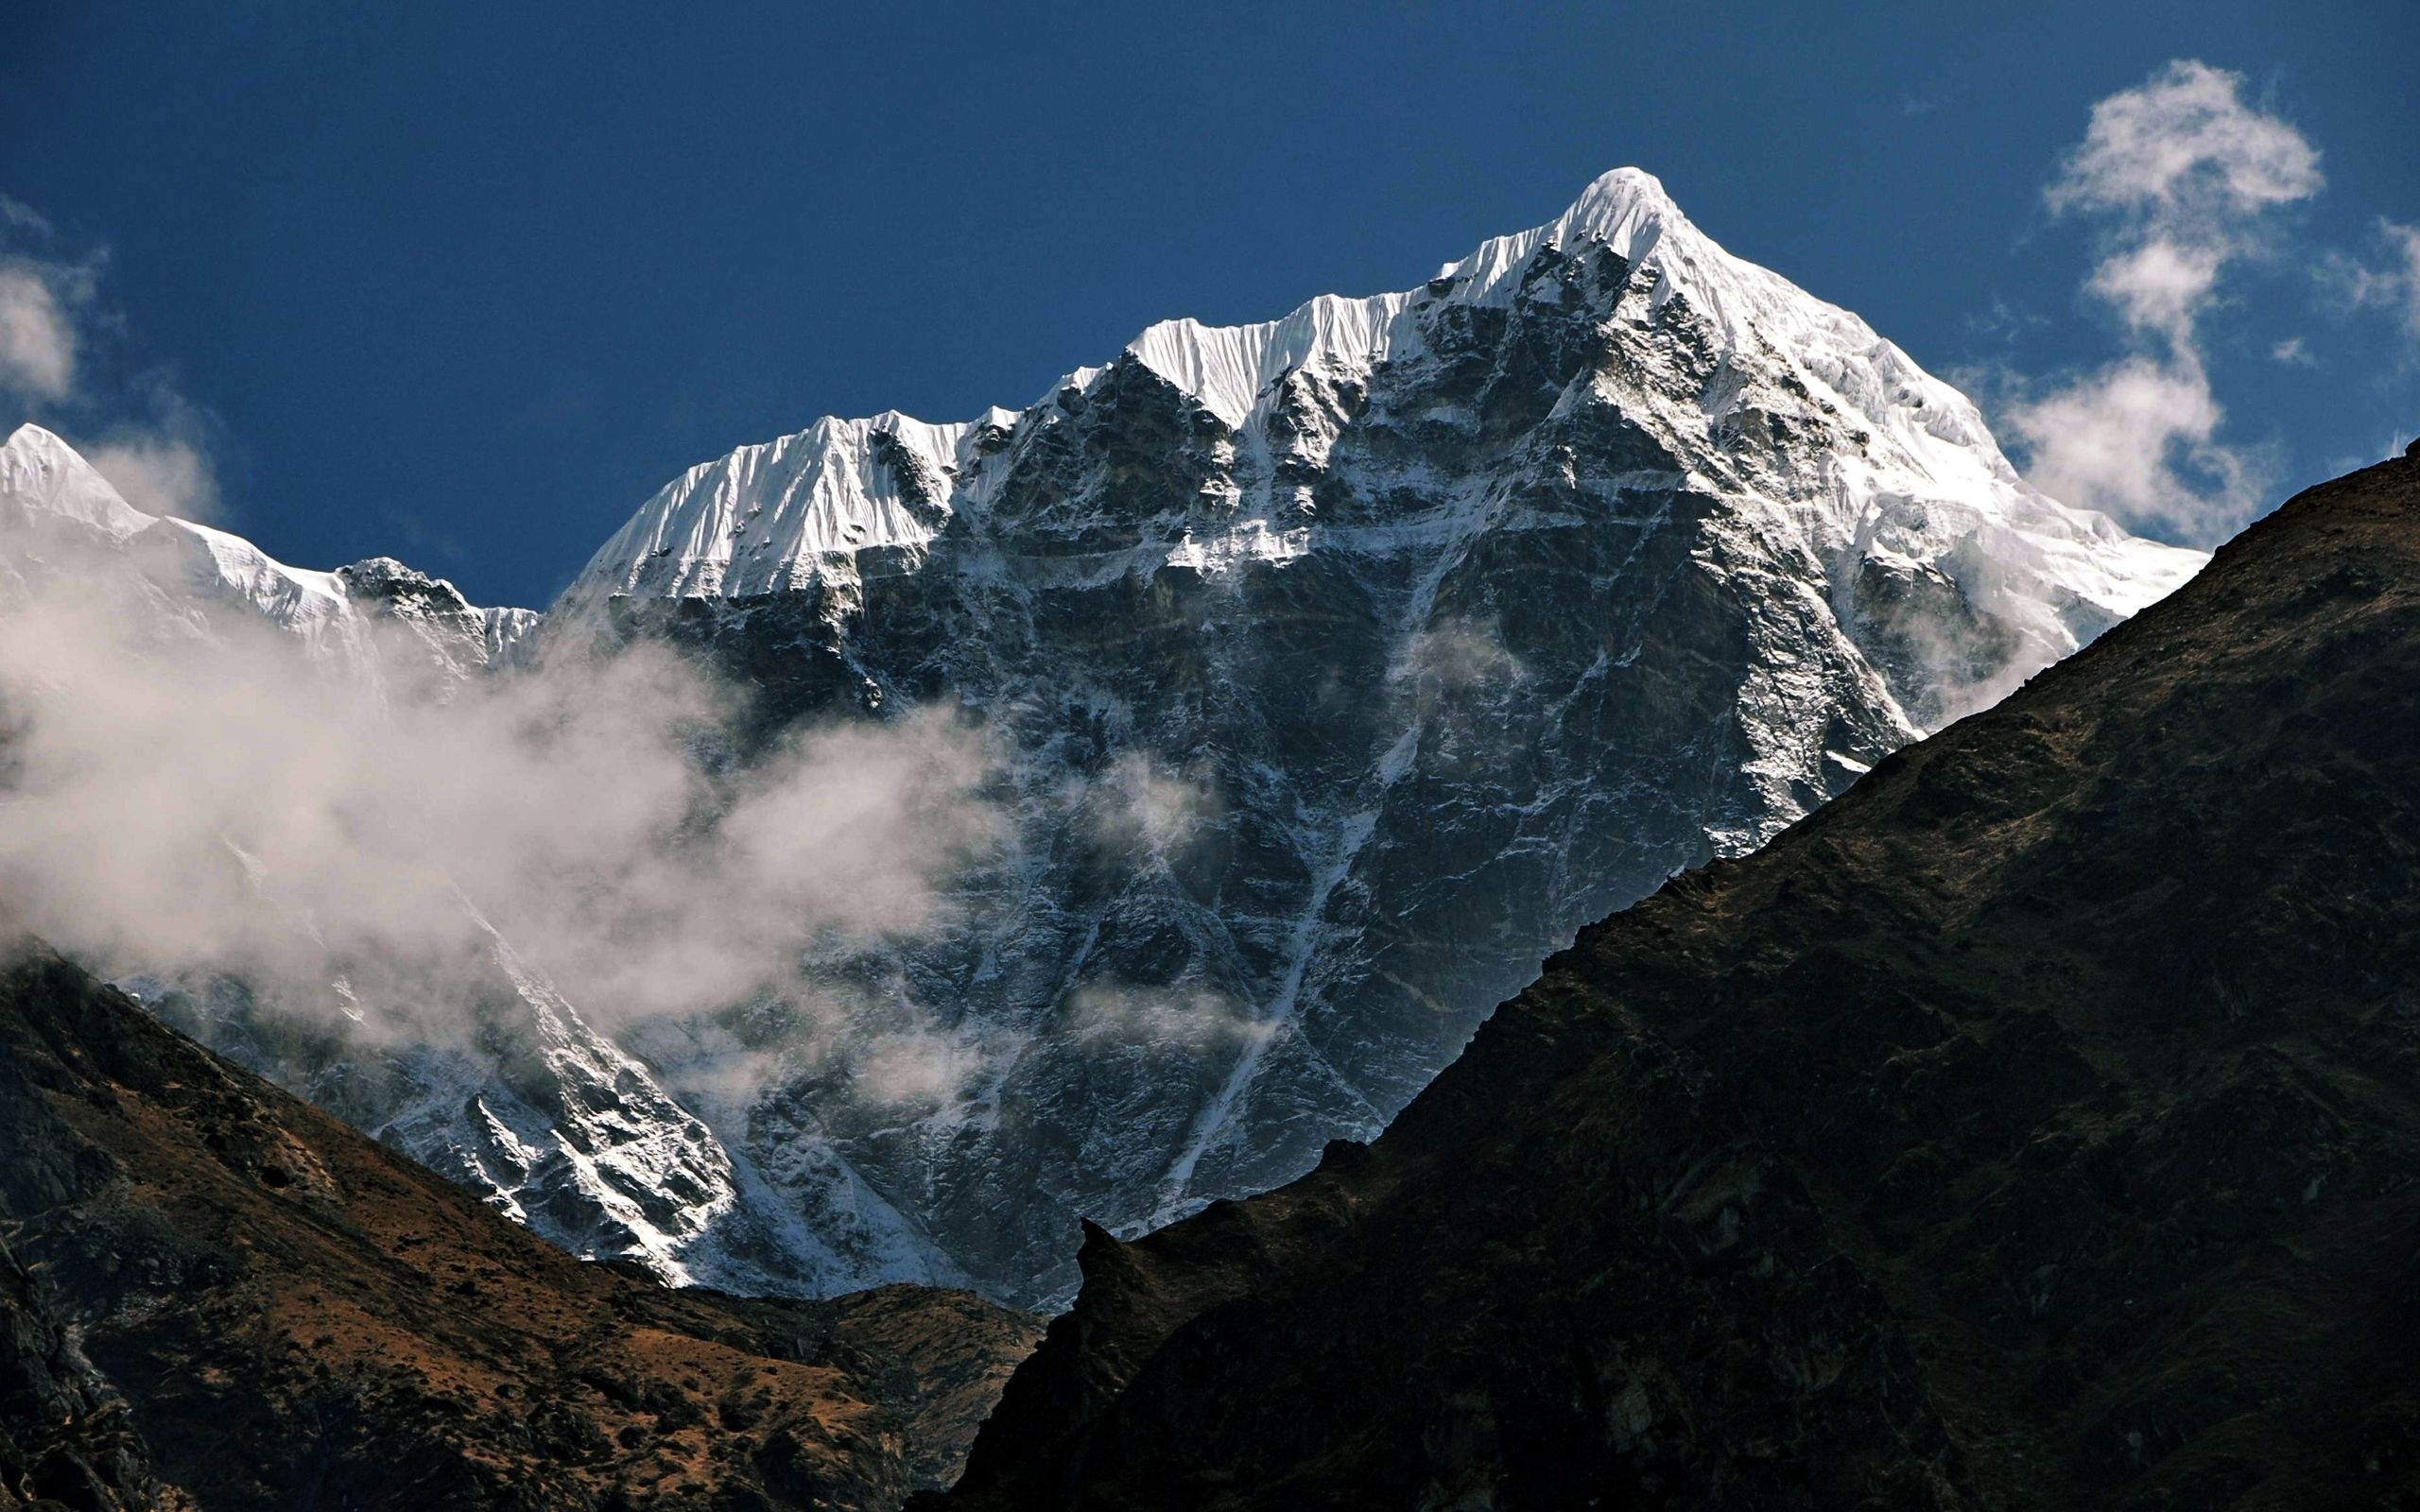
[0,941,1039,1512]
[930,449,2420,1509]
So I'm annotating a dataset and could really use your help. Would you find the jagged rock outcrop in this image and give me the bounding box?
[926,451,2420,1509]
[0,936,1040,1510]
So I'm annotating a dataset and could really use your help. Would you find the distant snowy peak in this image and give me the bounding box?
[0,422,537,682]
[0,421,156,541]
[564,167,2202,663]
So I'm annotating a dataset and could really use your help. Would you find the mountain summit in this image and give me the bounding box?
[569,173,2190,737]
[541,169,2202,1302]
[0,421,537,684]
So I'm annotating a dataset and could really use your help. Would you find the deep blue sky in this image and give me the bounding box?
[3,1,2414,607]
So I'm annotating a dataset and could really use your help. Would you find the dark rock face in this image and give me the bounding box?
[0,942,1040,1512]
[926,453,2420,1509]
[0,1251,178,1512]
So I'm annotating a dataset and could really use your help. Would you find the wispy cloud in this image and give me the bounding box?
[0,262,81,401]
[83,385,222,522]
[2003,60,2321,544]
[2319,218,2420,342]
[1084,750,1221,859]
[0,193,222,522]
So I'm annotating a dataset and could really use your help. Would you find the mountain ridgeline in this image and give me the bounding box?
[925,450,2420,1510]
[1,168,2200,1308]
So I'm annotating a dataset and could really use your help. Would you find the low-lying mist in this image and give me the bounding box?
[0,569,1003,1064]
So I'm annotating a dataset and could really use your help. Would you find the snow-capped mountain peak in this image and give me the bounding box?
[0,421,158,541]
[1115,168,1684,432]
[6,170,2219,1309]
[0,422,539,680]
[530,168,2210,1303]
[566,411,985,602]
[566,168,2198,730]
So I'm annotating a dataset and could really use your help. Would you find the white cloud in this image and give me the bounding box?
[1085,749,1220,857]
[852,1027,994,1108]
[2047,60,2321,224]
[0,265,78,400]
[86,412,219,522]
[2003,353,2267,541]
[2082,239,2225,348]
[0,564,1004,1042]
[1066,980,1270,1054]
[2319,218,2420,340]
[0,197,51,235]
[2271,336,2315,366]
[2004,60,2320,545]
[1,195,222,521]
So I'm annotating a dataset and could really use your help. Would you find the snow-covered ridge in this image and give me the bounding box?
[565,167,2201,649]
[0,422,538,678]
[0,420,156,541]
[1115,167,1676,429]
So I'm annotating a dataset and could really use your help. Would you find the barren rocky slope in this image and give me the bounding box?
[929,449,2420,1509]
[0,940,1039,1512]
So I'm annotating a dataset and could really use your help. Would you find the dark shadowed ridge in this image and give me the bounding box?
[0,940,1041,1511]
[925,448,2420,1510]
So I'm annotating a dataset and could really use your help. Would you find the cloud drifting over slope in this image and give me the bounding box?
[2006,60,2322,544]
[0,553,1000,1055]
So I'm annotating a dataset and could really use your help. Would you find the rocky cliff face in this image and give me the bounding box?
[0,936,1039,1511]
[925,450,2420,1510]
[551,169,2200,1303]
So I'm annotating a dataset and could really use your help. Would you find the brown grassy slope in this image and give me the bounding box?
[0,943,1041,1512]
[930,450,2420,1512]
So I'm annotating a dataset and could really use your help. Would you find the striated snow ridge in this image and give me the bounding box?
[1124,290,1422,431]
[572,412,983,600]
